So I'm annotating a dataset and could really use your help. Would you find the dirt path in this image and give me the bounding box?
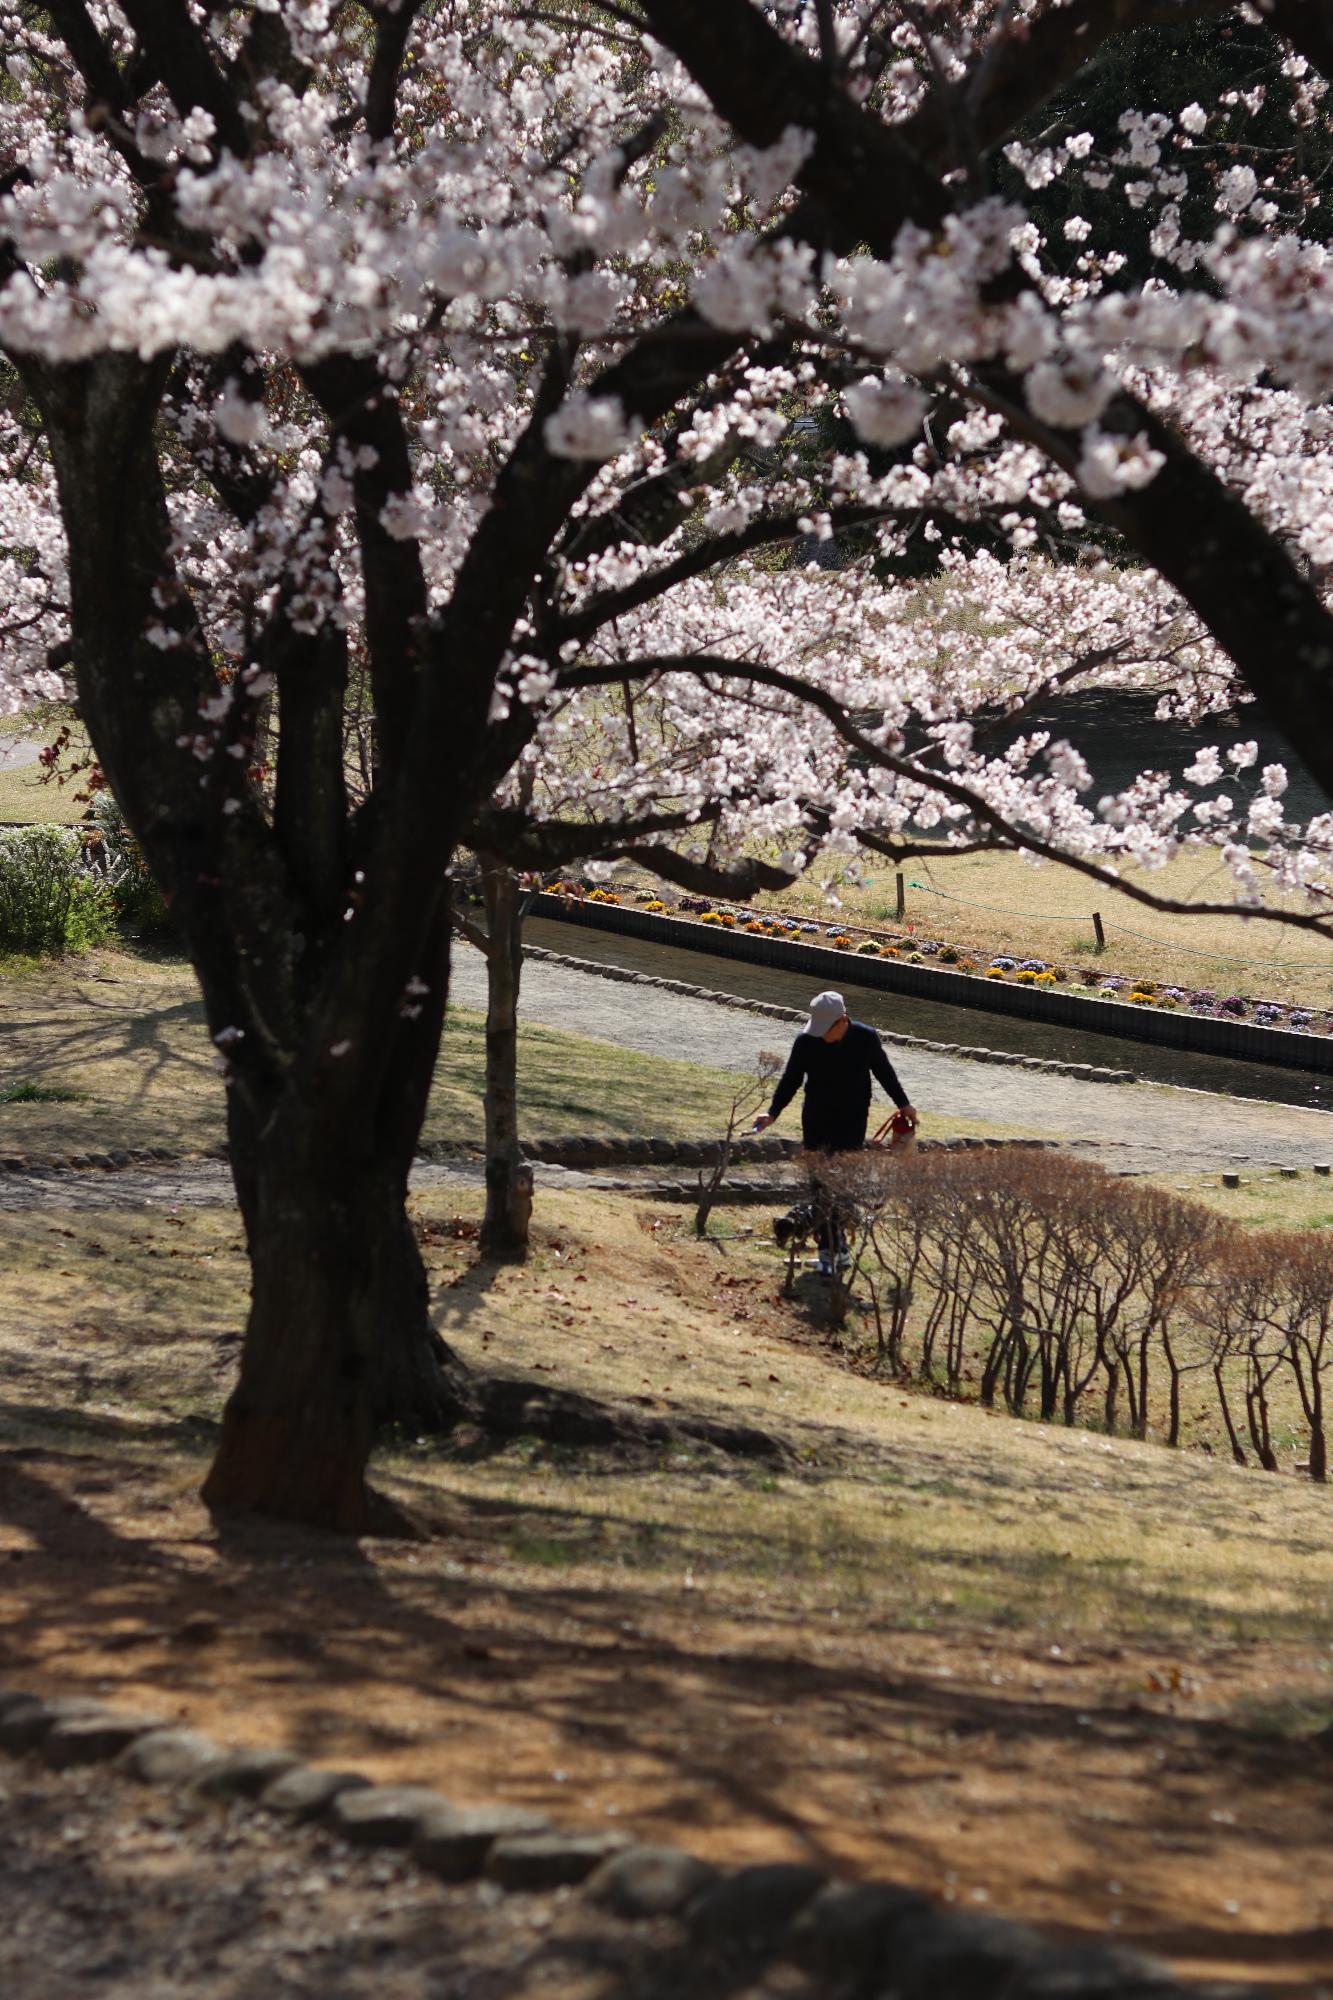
[3,1430,1331,1998]
[450,948,1333,1177]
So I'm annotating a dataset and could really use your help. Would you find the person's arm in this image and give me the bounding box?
[867,1031,912,1114]
[753,1036,807,1129]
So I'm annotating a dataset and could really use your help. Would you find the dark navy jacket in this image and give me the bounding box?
[766,1021,910,1152]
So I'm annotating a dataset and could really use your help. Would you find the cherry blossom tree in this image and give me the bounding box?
[2,0,1333,1528]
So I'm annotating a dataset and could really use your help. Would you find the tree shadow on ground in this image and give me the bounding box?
[0,1441,1329,1992]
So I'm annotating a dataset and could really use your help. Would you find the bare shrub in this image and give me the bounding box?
[801,1147,1333,1476]
[1281,1233,1333,1483]
[1197,1229,1333,1480]
[1195,1231,1291,1472]
[1088,1185,1224,1444]
[694,1051,782,1239]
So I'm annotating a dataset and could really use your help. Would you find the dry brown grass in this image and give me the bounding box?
[7,1180,1331,1656]
[0,947,1027,1160]
[3,1183,1333,1989]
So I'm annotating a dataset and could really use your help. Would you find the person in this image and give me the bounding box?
[752,990,918,1274]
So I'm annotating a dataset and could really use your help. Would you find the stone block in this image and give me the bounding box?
[782,1878,927,1977]
[0,1695,107,1754]
[259,1765,372,1819]
[997,1943,1182,1998]
[485,1828,632,1892]
[888,1909,1046,2000]
[412,1803,551,1882]
[192,1747,303,1799]
[585,1843,718,1919]
[44,1711,168,1769]
[330,1783,456,1848]
[688,1862,826,1945]
[117,1728,226,1787]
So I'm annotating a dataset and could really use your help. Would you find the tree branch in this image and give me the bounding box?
[641,0,1333,800]
[553,502,913,646]
[113,0,250,155]
[364,0,427,145]
[301,355,429,779]
[558,649,1333,938]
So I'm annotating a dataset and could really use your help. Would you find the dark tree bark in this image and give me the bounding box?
[478,856,532,1261]
[200,1123,465,1529]
[27,350,472,1531]
[14,0,1333,1537]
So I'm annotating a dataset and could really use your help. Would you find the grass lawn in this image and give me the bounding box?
[1,1183,1332,1990]
[1158,1168,1333,1234]
[0,763,85,826]
[0,714,91,826]
[0,946,1025,1160]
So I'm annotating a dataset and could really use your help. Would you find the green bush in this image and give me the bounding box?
[0,826,116,955]
[82,792,171,936]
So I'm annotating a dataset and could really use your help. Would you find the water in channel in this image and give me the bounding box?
[524,916,1329,1115]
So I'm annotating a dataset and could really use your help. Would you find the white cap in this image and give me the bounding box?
[806,990,847,1036]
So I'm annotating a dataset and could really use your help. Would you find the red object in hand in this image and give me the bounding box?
[888,1110,918,1147]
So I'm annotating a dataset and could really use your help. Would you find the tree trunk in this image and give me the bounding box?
[479,855,532,1260]
[202,1130,469,1530]
[1214,1361,1247,1467]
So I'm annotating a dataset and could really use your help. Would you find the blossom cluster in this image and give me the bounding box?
[0,0,1330,945]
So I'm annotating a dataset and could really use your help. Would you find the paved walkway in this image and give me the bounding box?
[0,951,1326,1212]
[0,1156,624,1215]
[0,732,41,772]
[451,947,1333,1178]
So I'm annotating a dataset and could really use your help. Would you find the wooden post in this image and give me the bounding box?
[895,871,906,920]
[1092,910,1105,953]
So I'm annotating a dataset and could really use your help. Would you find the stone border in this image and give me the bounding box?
[3,1129,1059,1183]
[521,943,1138,1085]
[531,892,1332,1076]
[0,1143,196,1176]
[0,1686,1260,1997]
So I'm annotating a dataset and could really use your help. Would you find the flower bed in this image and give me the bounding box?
[542,877,1333,1036]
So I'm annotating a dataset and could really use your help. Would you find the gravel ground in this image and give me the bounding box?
[0,1759,710,2000]
[449,948,1333,1177]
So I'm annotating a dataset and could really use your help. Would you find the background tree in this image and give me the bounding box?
[2,0,1333,1528]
